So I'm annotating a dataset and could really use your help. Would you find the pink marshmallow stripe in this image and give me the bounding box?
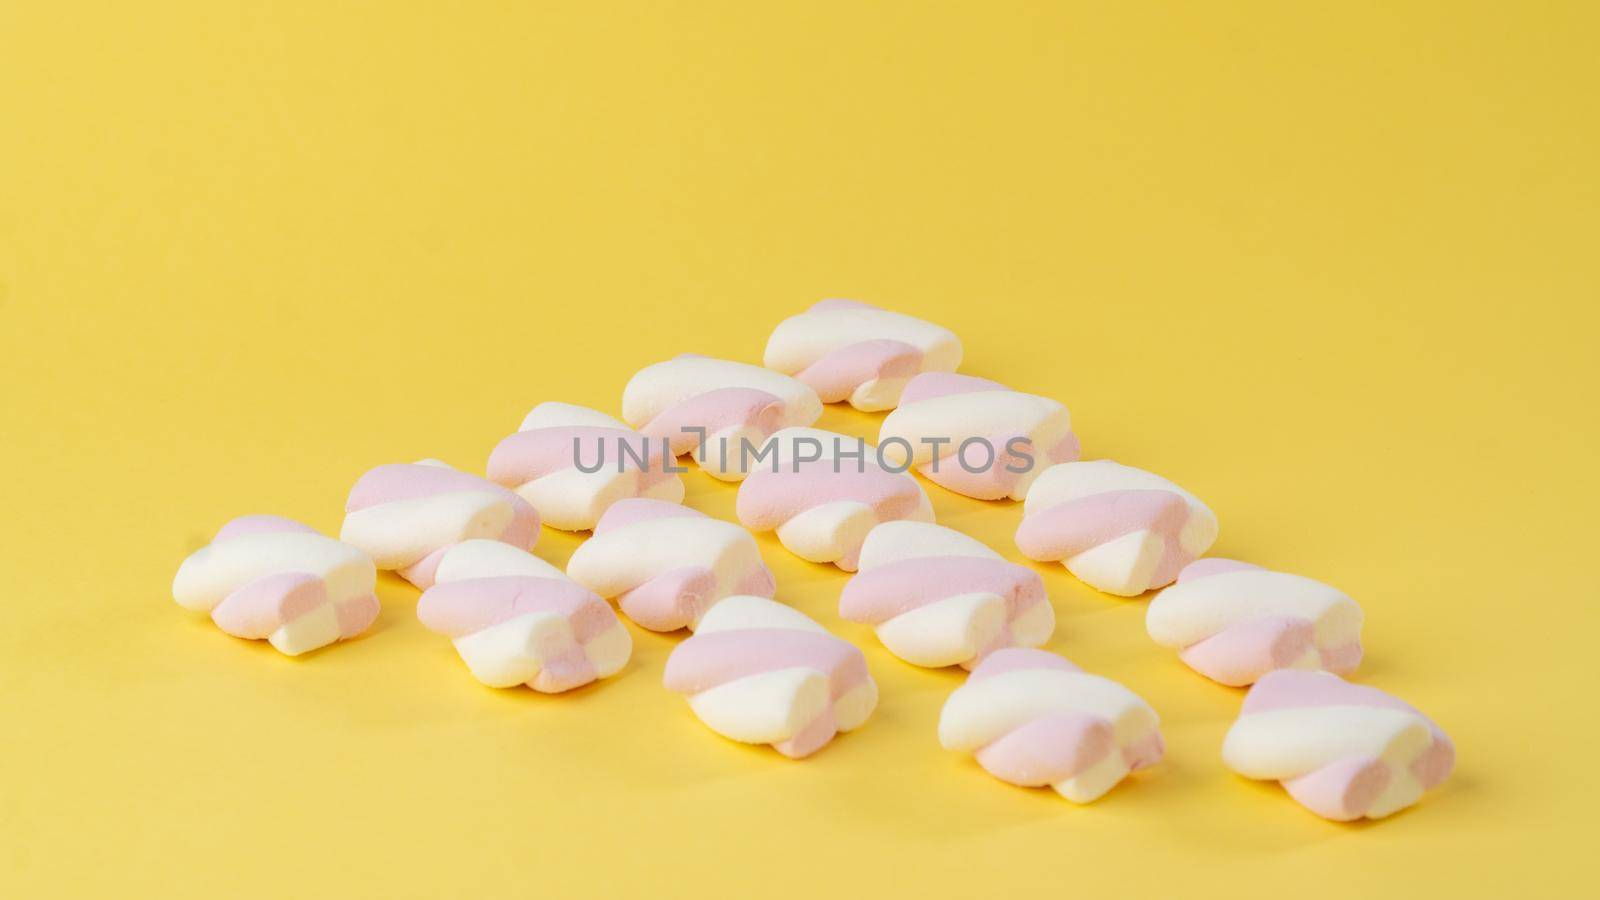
[344,463,540,552]
[916,429,1078,501]
[808,298,876,313]
[1176,557,1263,582]
[898,372,1010,406]
[210,571,379,643]
[639,387,788,456]
[214,515,317,542]
[736,461,925,531]
[663,629,869,698]
[968,647,1081,681]
[795,339,923,403]
[839,556,1046,624]
[487,426,678,490]
[416,575,616,642]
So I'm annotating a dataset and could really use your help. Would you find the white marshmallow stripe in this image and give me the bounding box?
[840,521,1053,668]
[415,539,630,693]
[763,299,963,411]
[621,355,822,481]
[487,401,686,531]
[173,516,380,656]
[1147,559,1364,686]
[1223,671,1454,821]
[939,649,1163,802]
[663,596,878,759]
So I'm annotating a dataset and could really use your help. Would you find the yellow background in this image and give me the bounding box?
[3,2,1595,897]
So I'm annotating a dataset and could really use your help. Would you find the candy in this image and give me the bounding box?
[486,401,685,531]
[663,596,877,759]
[564,499,776,632]
[735,427,933,571]
[415,539,630,692]
[876,373,1078,500]
[762,299,963,411]
[621,354,822,481]
[1147,560,1363,686]
[1223,670,1454,821]
[938,649,1163,802]
[340,459,539,590]
[1015,460,1217,596]
[839,521,1052,668]
[172,516,380,656]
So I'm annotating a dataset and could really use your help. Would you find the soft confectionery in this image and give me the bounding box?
[1015,460,1217,596]
[663,596,878,759]
[762,299,962,411]
[172,515,381,656]
[341,459,539,590]
[839,521,1052,668]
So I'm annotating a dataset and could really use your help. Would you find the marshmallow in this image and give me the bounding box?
[341,459,540,590]
[1015,460,1218,596]
[1223,670,1454,821]
[663,596,878,759]
[620,355,823,481]
[415,539,630,692]
[486,402,686,531]
[735,427,934,571]
[762,299,963,411]
[564,498,777,632]
[938,649,1163,802]
[1147,560,1363,686]
[840,521,1053,668]
[173,516,380,656]
[876,373,1078,500]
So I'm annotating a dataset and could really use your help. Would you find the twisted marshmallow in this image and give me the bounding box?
[416,539,630,692]
[1223,670,1454,821]
[877,373,1078,500]
[173,516,380,656]
[663,596,878,759]
[621,354,822,481]
[1015,460,1217,596]
[735,427,933,571]
[341,459,539,590]
[939,649,1163,802]
[763,299,963,411]
[565,499,776,632]
[487,401,685,531]
[1147,559,1363,686]
[840,521,1053,668]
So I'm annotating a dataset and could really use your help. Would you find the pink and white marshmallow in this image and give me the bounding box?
[1015,460,1218,596]
[1147,560,1363,686]
[564,499,776,632]
[735,427,933,571]
[487,402,685,531]
[877,373,1078,501]
[938,649,1163,802]
[1223,670,1454,821]
[416,539,630,692]
[840,521,1053,668]
[340,459,539,590]
[763,299,963,411]
[663,596,878,759]
[173,516,380,656]
[621,355,823,481]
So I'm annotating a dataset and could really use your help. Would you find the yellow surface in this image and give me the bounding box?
[2,2,1596,897]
